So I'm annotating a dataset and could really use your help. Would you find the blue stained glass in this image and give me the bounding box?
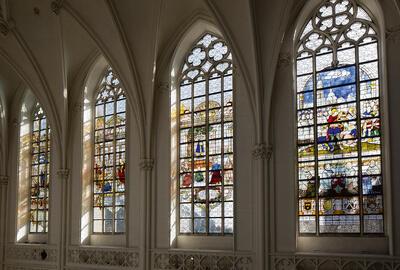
[316,66,356,89]
[317,85,356,106]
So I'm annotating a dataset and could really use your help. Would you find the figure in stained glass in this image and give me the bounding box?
[296,0,384,234]
[92,68,126,234]
[29,104,50,233]
[177,33,234,234]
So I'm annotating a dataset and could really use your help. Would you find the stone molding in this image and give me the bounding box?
[158,82,170,93]
[271,253,400,270]
[56,169,70,179]
[152,250,253,270]
[0,175,8,185]
[386,25,400,42]
[140,158,154,171]
[50,0,64,15]
[67,246,139,269]
[252,143,273,160]
[5,266,55,270]
[5,244,58,264]
[278,53,291,69]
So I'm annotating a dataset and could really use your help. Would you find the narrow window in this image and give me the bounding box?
[30,104,50,233]
[296,0,384,234]
[177,33,234,235]
[93,68,126,234]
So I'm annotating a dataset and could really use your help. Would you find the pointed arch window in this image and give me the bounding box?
[296,0,384,234]
[176,33,234,235]
[92,68,126,234]
[30,104,50,233]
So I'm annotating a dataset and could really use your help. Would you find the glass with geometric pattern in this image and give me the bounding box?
[93,67,126,234]
[296,0,384,234]
[30,104,50,233]
[178,33,234,235]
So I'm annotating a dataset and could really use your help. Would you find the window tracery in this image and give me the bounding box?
[296,0,383,234]
[92,68,126,234]
[177,33,234,235]
[29,104,50,233]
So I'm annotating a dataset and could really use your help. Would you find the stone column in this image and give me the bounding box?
[56,169,69,270]
[252,144,272,270]
[139,159,154,270]
[0,176,9,270]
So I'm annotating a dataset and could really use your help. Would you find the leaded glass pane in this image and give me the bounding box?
[30,104,50,233]
[178,33,234,235]
[93,68,126,234]
[296,0,383,235]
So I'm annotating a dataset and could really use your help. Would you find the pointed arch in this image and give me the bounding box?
[295,0,385,235]
[171,31,234,236]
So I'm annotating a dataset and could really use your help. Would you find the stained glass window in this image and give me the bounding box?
[93,68,126,234]
[296,0,384,234]
[177,33,234,235]
[30,104,50,233]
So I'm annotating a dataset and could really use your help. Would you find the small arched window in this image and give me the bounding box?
[296,0,384,234]
[30,104,51,233]
[92,68,126,234]
[176,33,234,235]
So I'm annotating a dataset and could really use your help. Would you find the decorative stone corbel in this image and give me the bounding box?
[140,159,154,171]
[278,53,291,69]
[11,117,19,127]
[56,169,70,180]
[386,25,400,42]
[158,82,170,93]
[0,175,8,186]
[73,102,83,113]
[252,143,273,160]
[51,0,64,15]
[0,18,14,36]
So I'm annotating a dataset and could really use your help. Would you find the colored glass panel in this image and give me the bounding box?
[29,104,50,233]
[296,0,384,234]
[178,33,234,235]
[93,68,126,234]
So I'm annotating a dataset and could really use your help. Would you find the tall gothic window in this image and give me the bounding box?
[93,68,126,234]
[177,33,234,235]
[30,104,50,233]
[296,0,384,234]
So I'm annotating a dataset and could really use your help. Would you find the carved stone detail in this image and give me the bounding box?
[0,175,8,186]
[140,158,154,171]
[50,0,64,15]
[152,250,252,270]
[252,143,272,160]
[5,244,58,264]
[278,53,291,69]
[158,82,170,93]
[67,246,139,268]
[272,253,400,270]
[56,169,70,179]
[386,25,400,42]
[5,266,51,270]
[73,102,83,113]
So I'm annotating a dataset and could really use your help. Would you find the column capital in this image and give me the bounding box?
[157,82,170,93]
[386,25,400,42]
[140,159,154,171]
[252,143,272,160]
[56,169,70,179]
[51,0,64,15]
[0,175,8,186]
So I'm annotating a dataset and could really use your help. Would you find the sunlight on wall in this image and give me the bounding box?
[17,108,30,242]
[81,96,92,244]
[170,87,177,245]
